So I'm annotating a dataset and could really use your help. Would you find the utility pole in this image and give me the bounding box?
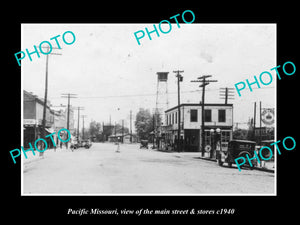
[219,87,235,104]
[75,107,84,141]
[173,70,184,152]
[191,75,218,157]
[61,93,77,148]
[253,102,256,142]
[130,110,132,143]
[40,46,61,156]
[122,119,124,143]
[259,101,262,147]
[81,115,87,140]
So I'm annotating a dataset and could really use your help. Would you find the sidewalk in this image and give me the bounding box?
[197,154,275,173]
[22,146,70,166]
[155,149,275,173]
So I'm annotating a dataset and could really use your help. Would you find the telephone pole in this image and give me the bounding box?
[253,102,256,141]
[219,87,235,104]
[61,93,77,148]
[173,70,184,152]
[81,115,87,140]
[122,119,124,143]
[75,107,84,140]
[191,75,218,157]
[259,101,262,147]
[130,110,132,143]
[40,46,62,156]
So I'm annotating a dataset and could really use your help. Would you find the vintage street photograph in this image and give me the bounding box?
[21,23,276,195]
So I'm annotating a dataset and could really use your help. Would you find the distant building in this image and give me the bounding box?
[108,133,137,143]
[103,125,114,141]
[254,126,274,142]
[164,103,233,152]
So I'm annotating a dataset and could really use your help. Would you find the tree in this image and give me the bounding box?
[89,120,102,142]
[135,108,153,140]
[113,123,129,135]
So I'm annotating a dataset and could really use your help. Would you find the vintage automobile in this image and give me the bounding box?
[70,138,79,150]
[84,140,92,149]
[217,139,257,169]
[140,140,149,149]
[259,140,274,160]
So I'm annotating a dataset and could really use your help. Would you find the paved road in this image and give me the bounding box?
[23,143,275,195]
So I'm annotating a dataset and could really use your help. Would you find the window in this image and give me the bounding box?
[190,109,198,122]
[172,113,174,124]
[175,111,177,124]
[221,131,231,142]
[205,131,211,145]
[204,109,211,122]
[218,109,226,122]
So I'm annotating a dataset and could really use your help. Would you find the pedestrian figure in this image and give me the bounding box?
[116,137,121,153]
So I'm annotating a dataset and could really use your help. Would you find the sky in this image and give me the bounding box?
[22,23,276,130]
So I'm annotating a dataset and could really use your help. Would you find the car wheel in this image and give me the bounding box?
[217,159,223,166]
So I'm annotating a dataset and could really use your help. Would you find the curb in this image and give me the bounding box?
[196,156,275,173]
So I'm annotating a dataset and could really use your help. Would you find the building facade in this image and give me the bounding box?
[164,103,233,152]
[23,90,54,148]
[23,90,74,148]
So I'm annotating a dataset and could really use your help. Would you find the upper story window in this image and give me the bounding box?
[204,109,211,122]
[190,109,198,122]
[218,109,226,122]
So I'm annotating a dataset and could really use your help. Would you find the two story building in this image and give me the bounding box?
[23,90,55,148]
[165,103,233,152]
[23,90,75,148]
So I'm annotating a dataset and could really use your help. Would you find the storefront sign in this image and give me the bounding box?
[23,119,37,125]
[261,108,275,126]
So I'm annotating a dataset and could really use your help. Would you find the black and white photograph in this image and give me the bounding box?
[4,4,298,221]
[21,23,276,195]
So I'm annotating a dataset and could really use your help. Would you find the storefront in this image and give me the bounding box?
[165,103,233,152]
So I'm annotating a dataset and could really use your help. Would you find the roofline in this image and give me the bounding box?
[165,103,233,113]
[230,139,256,144]
[24,90,54,113]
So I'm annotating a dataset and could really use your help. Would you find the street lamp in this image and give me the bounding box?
[209,128,221,159]
[216,128,221,155]
[210,129,214,158]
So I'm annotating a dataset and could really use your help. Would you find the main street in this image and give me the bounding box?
[23,143,275,195]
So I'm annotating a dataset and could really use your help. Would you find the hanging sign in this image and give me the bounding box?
[261,108,275,126]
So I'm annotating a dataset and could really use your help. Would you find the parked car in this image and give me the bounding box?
[82,140,92,149]
[259,140,274,160]
[217,139,257,169]
[70,138,79,151]
[140,140,149,149]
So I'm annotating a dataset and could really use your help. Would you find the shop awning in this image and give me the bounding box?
[45,128,55,134]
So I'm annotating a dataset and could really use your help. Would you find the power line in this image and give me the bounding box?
[191,75,218,157]
[49,86,274,100]
[61,93,77,133]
